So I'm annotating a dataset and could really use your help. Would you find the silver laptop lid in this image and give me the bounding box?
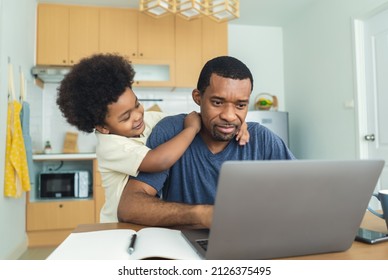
[205,160,384,259]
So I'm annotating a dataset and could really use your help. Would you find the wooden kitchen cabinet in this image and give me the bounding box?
[99,8,138,58]
[26,200,95,231]
[26,199,95,247]
[137,12,175,61]
[37,4,99,65]
[26,156,103,247]
[175,17,228,88]
[99,7,175,87]
[201,17,228,64]
[175,16,203,88]
[99,8,174,61]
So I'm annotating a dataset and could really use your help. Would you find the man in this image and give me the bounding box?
[117,56,295,228]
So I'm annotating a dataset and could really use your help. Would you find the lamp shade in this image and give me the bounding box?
[207,0,239,22]
[139,0,176,17]
[176,0,208,20]
[139,0,240,22]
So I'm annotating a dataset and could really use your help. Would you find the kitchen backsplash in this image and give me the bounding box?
[28,82,198,154]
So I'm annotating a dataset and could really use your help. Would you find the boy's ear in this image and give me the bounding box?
[95,125,110,134]
[192,89,201,106]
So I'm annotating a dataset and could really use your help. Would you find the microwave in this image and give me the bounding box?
[39,171,90,199]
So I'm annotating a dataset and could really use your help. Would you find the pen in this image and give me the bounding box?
[128,233,137,254]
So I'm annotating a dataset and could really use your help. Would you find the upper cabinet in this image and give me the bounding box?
[137,13,175,61]
[99,8,174,61]
[37,4,99,66]
[36,4,227,87]
[201,17,228,64]
[175,16,228,88]
[99,8,138,58]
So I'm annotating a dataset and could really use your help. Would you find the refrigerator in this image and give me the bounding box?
[246,111,289,147]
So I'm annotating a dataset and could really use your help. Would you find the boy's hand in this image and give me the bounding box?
[236,122,250,145]
[184,111,201,134]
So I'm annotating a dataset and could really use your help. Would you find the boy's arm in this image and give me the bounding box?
[139,112,201,172]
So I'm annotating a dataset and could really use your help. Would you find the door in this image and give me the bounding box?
[355,7,388,202]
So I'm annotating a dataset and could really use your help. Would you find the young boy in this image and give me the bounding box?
[57,54,248,222]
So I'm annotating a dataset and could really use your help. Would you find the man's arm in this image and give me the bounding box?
[117,178,213,228]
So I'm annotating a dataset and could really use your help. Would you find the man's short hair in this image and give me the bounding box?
[196,56,254,94]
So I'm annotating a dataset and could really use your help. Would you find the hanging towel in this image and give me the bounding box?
[4,63,31,198]
[20,101,34,185]
[19,71,34,185]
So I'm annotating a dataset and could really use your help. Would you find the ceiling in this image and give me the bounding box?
[38,0,319,26]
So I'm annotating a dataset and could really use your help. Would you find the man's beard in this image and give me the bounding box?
[211,125,238,142]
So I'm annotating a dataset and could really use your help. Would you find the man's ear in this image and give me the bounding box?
[192,89,201,106]
[95,125,110,134]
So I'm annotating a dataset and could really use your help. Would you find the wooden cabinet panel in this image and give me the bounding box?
[37,4,69,65]
[27,200,95,231]
[175,16,202,88]
[94,186,105,223]
[69,6,100,64]
[201,18,228,64]
[175,17,228,88]
[137,13,175,60]
[99,8,138,58]
[37,4,99,65]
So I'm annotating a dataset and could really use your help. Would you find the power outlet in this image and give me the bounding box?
[45,165,57,172]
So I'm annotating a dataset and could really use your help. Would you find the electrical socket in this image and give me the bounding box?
[46,165,57,172]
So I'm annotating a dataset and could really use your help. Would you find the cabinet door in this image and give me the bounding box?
[68,6,100,64]
[201,18,228,64]
[37,4,69,65]
[138,13,175,60]
[175,16,202,88]
[99,8,138,58]
[27,200,95,231]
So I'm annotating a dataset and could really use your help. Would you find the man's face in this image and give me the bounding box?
[193,74,251,145]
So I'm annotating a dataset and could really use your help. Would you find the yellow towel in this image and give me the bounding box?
[4,100,31,198]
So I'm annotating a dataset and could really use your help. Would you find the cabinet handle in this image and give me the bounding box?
[132,53,136,57]
[59,204,63,208]
[62,59,66,64]
[139,53,143,57]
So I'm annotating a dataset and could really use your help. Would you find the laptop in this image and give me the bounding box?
[182,159,384,259]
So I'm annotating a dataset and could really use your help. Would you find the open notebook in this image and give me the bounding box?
[47,228,200,260]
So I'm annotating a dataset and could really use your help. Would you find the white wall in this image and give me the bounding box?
[0,0,37,259]
[228,24,285,112]
[284,0,388,159]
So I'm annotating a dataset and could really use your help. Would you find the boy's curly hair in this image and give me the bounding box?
[57,53,135,133]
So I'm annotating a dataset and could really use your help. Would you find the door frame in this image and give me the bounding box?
[352,3,388,160]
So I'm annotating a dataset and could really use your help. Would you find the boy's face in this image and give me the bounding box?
[192,74,250,146]
[96,87,145,137]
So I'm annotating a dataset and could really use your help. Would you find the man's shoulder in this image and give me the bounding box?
[247,121,267,133]
[155,113,186,128]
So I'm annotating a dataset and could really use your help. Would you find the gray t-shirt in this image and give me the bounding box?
[134,114,295,204]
